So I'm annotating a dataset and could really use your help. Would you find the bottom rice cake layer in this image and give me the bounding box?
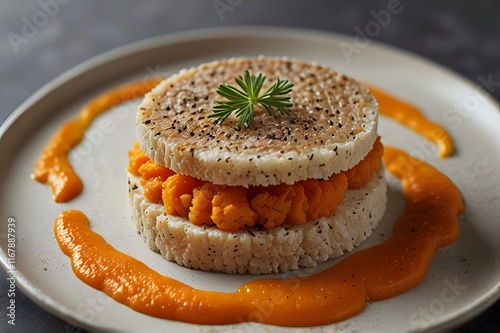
[128,169,387,274]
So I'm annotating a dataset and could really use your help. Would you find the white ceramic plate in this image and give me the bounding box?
[1,27,499,333]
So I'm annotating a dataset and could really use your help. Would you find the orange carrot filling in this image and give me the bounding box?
[128,138,383,232]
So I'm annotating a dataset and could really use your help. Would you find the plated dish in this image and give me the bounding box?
[1,27,499,332]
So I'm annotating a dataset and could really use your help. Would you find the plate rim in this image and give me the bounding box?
[1,25,499,333]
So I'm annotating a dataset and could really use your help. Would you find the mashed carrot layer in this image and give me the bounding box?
[128,138,383,232]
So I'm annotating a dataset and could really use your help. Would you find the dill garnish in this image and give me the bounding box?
[209,70,293,129]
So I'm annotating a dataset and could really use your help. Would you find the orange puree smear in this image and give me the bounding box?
[32,78,162,202]
[365,84,454,158]
[54,147,464,326]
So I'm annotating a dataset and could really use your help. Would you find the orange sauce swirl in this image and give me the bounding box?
[32,78,162,202]
[32,78,464,326]
[365,84,454,158]
[54,147,463,326]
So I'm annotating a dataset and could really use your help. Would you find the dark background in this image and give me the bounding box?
[1,1,499,332]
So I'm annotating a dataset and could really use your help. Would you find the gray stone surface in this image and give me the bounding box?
[1,1,499,332]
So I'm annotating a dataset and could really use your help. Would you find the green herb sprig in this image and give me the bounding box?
[209,70,294,129]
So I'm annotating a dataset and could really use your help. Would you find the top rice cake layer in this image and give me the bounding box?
[136,57,378,187]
